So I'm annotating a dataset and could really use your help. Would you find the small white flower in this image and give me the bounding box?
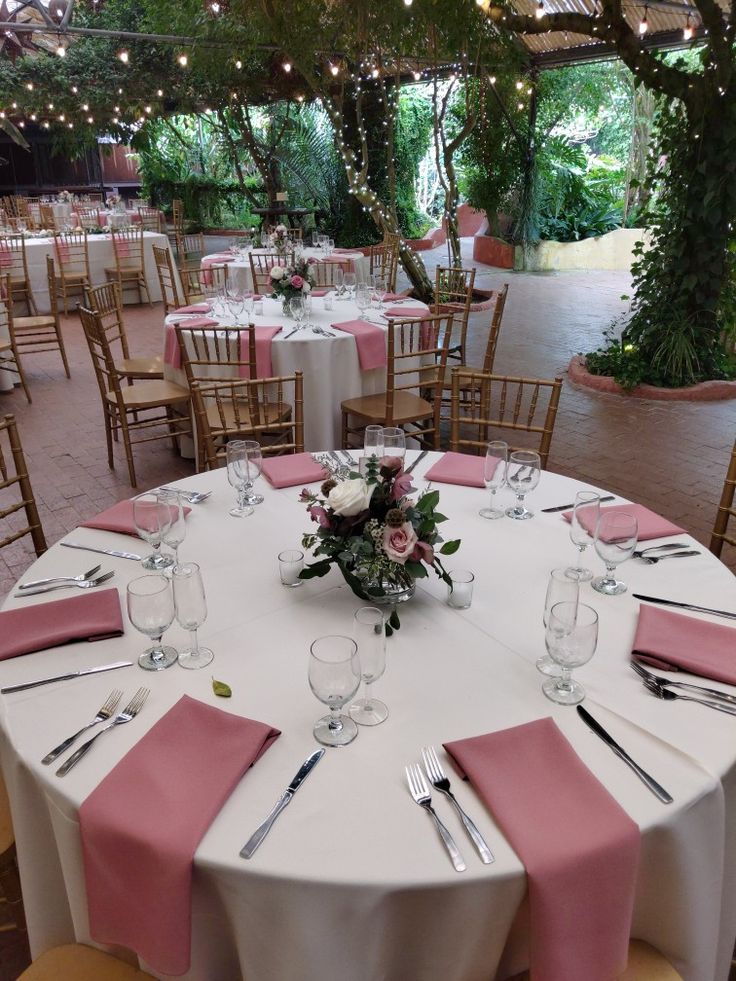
[327,478,374,517]
[270,266,286,280]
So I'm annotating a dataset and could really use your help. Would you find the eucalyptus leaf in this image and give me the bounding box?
[212,678,232,698]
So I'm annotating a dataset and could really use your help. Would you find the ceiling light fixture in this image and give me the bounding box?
[639,6,648,33]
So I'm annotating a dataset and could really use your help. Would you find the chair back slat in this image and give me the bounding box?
[312,260,347,288]
[110,226,144,269]
[153,244,183,312]
[710,438,736,557]
[137,207,162,233]
[434,265,476,363]
[83,281,131,360]
[176,326,256,386]
[0,414,47,557]
[482,284,509,374]
[54,231,90,278]
[78,305,125,404]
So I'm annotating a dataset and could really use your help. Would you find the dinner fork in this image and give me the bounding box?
[642,677,736,716]
[639,550,700,564]
[19,564,101,591]
[422,746,494,863]
[159,487,212,504]
[405,763,466,871]
[631,660,736,706]
[42,689,123,764]
[56,687,150,776]
[14,570,115,597]
[340,450,358,466]
[633,543,688,559]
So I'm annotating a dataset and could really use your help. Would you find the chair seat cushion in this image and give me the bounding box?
[19,943,156,981]
[116,356,164,379]
[341,389,434,424]
[106,379,189,410]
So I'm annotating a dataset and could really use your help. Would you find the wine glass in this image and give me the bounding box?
[343,271,356,298]
[226,440,254,518]
[479,440,508,519]
[126,575,178,671]
[133,493,174,571]
[242,440,264,506]
[335,267,345,296]
[592,511,638,595]
[349,607,388,726]
[505,450,541,520]
[566,492,600,582]
[364,425,384,458]
[382,427,406,463]
[172,562,214,670]
[372,275,388,311]
[158,489,186,566]
[542,601,598,705]
[308,635,362,746]
[355,284,371,318]
[537,567,580,676]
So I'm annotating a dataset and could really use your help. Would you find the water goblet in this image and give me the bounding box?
[372,275,388,311]
[133,493,174,571]
[537,567,580,676]
[355,284,371,317]
[335,267,345,296]
[479,440,508,519]
[343,271,357,298]
[349,607,388,726]
[566,492,600,582]
[226,440,254,517]
[241,440,264,506]
[309,635,362,746]
[505,450,541,520]
[158,489,186,566]
[126,575,178,671]
[542,601,599,705]
[326,238,335,255]
[172,562,214,670]
[592,511,638,595]
[381,427,406,462]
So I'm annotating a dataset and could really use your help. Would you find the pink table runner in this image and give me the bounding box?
[331,319,386,370]
[563,502,685,542]
[261,452,327,488]
[445,717,640,981]
[0,588,123,659]
[633,603,736,684]
[384,306,436,347]
[80,499,190,537]
[80,695,280,976]
[424,451,491,488]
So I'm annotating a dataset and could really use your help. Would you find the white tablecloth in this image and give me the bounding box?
[163,296,427,451]
[204,248,371,294]
[1,459,736,981]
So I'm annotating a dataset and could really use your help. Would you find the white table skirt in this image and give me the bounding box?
[1,459,735,981]
[204,248,371,294]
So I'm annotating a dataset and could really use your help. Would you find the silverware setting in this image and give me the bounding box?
[60,542,142,561]
[56,687,150,776]
[0,661,134,695]
[421,746,494,864]
[633,542,688,559]
[339,449,358,467]
[42,689,123,764]
[633,593,736,622]
[159,486,212,504]
[639,550,701,564]
[541,495,616,513]
[405,762,466,872]
[631,660,736,706]
[641,675,736,715]
[18,563,101,591]
[405,450,429,475]
[14,570,114,598]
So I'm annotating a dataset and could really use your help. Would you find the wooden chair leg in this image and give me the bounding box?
[57,327,71,379]
[0,844,28,940]
[120,414,138,488]
[341,411,349,449]
[165,405,180,453]
[12,350,32,404]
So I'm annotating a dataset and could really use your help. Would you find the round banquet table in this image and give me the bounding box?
[163,295,427,451]
[1,455,736,981]
[201,247,370,295]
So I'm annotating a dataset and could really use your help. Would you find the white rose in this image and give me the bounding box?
[270,266,286,280]
[302,282,311,293]
[327,478,373,517]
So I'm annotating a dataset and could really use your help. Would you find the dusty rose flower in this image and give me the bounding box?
[379,456,403,477]
[290,275,304,289]
[382,522,418,565]
[411,540,435,565]
[308,504,330,528]
[390,472,415,502]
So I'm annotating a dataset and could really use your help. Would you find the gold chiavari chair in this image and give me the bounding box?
[52,231,91,313]
[269,226,302,242]
[18,943,156,979]
[175,231,205,267]
[341,312,453,451]
[152,244,185,313]
[509,941,683,981]
[434,266,476,365]
[0,281,31,402]
[86,192,104,203]
[311,260,350,288]
[12,197,35,230]
[0,235,36,315]
[6,259,71,380]
[249,252,282,294]
[137,206,162,233]
[0,767,28,964]
[75,207,102,231]
[171,198,185,236]
[38,203,58,231]
[449,369,563,469]
[105,226,152,305]
[191,370,304,471]
[369,243,399,293]
[78,305,190,488]
[710,435,736,558]
[83,281,163,379]
[0,413,47,556]
[175,232,208,303]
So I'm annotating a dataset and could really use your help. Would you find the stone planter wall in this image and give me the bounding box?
[520,228,651,272]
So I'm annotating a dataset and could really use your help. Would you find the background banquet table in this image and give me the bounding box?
[163,295,427,450]
[202,246,370,294]
[1,455,736,981]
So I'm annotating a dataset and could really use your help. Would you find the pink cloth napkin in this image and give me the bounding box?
[164,317,219,369]
[80,695,280,976]
[250,325,282,379]
[310,288,329,297]
[423,451,499,488]
[445,717,640,981]
[200,255,232,286]
[0,246,11,268]
[320,256,354,270]
[113,237,131,259]
[331,319,386,370]
[563,502,685,542]
[80,499,190,537]
[173,304,210,314]
[261,453,327,488]
[382,292,409,302]
[0,589,123,659]
[632,603,736,683]
[385,306,427,319]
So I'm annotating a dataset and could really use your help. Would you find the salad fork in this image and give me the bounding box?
[642,676,736,716]
[42,689,123,764]
[159,486,212,504]
[631,660,736,706]
[19,564,101,591]
[14,570,115,597]
[405,763,466,871]
[422,746,494,863]
[56,687,150,776]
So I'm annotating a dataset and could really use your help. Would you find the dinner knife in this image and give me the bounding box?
[61,541,142,561]
[633,594,736,622]
[240,748,325,859]
[1,661,134,694]
[541,495,616,513]
[405,450,429,475]
[577,706,673,804]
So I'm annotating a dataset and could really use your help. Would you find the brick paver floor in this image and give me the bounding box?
[0,237,734,601]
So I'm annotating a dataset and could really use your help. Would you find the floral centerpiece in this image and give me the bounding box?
[299,456,460,633]
[57,190,74,204]
[106,192,122,210]
[272,223,289,254]
[269,256,316,308]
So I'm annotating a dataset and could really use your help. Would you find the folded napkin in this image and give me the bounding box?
[384,306,428,319]
[200,255,233,286]
[381,292,409,302]
[331,319,386,370]
[173,303,210,314]
[261,452,328,489]
[424,451,494,488]
[563,502,685,542]
[632,603,736,684]
[0,588,123,660]
[250,325,282,379]
[445,718,640,981]
[80,499,190,537]
[311,288,329,297]
[164,317,220,369]
[80,695,280,976]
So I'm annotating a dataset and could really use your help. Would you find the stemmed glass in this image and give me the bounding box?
[479,440,508,519]
[335,267,345,296]
[542,601,599,705]
[505,450,541,520]
[592,511,638,595]
[126,575,178,671]
[226,440,254,518]
[350,607,388,726]
[133,493,174,571]
[290,295,305,331]
[566,492,600,582]
[343,271,357,298]
[364,425,384,458]
[372,275,388,311]
[172,562,214,670]
[382,427,406,463]
[537,567,580,676]
[158,489,186,567]
[241,440,264,506]
[308,635,362,747]
[355,284,371,318]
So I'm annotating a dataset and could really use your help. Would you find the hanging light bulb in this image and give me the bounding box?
[58,113,65,121]
[639,6,648,33]
[43,121,50,129]
[296,94,304,102]
[177,52,188,67]
[18,121,24,128]
[683,13,693,38]
[371,67,379,78]
[118,87,123,94]
[235,59,242,69]
[30,113,36,121]
[413,70,421,80]
[404,0,413,7]
[113,116,119,124]
[48,102,54,110]
[282,59,292,72]
[56,41,66,57]
[535,0,545,18]
[25,82,33,91]
[71,85,78,93]
[118,49,129,63]
[68,122,73,128]
[515,80,523,89]
[157,89,163,97]
[82,103,89,111]
[145,105,152,113]
[11,102,16,109]
[87,116,94,123]
[489,75,497,84]
[330,63,339,76]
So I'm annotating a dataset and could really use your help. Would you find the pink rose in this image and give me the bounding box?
[308,504,330,528]
[290,275,304,289]
[390,472,415,501]
[382,521,418,565]
[410,540,435,565]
